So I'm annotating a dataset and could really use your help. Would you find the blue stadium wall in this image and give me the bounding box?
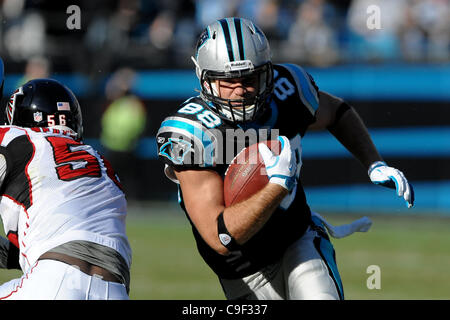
[4,64,449,215]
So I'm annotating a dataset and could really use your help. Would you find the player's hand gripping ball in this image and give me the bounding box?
[223,140,281,207]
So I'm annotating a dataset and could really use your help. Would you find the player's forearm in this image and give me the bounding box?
[327,106,383,169]
[223,183,288,246]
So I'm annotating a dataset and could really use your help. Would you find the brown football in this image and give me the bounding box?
[224,140,281,207]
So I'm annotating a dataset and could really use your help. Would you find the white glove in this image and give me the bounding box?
[368,161,414,208]
[258,136,297,192]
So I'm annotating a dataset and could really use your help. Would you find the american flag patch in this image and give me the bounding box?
[57,102,70,111]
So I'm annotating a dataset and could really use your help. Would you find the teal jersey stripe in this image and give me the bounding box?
[312,216,344,299]
[282,63,319,112]
[160,119,212,148]
[318,236,344,299]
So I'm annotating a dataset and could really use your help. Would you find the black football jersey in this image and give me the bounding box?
[156,63,320,279]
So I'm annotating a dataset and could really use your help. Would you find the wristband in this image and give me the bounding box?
[217,212,239,251]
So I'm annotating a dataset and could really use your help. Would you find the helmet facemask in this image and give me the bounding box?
[200,62,273,123]
[193,17,274,124]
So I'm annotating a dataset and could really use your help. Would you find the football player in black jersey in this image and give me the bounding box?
[156,17,414,300]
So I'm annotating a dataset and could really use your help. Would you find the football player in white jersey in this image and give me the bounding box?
[0,76,132,300]
[156,17,414,300]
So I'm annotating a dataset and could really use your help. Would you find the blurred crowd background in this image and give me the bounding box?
[0,0,448,213]
[1,0,448,72]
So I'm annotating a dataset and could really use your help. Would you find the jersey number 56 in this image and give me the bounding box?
[46,136,122,190]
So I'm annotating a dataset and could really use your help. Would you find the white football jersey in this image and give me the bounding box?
[0,125,132,272]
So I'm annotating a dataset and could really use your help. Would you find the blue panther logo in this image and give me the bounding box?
[195,28,210,56]
[159,138,192,165]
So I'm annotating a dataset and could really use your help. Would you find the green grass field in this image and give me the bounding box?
[1,202,450,300]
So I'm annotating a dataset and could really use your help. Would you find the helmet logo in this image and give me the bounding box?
[195,28,210,57]
[33,112,43,122]
[224,60,254,72]
[7,86,24,124]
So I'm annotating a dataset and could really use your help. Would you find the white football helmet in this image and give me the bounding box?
[192,17,274,123]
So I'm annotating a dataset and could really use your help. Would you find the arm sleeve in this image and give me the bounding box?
[0,146,21,269]
[323,93,383,169]
[0,153,6,185]
[0,236,20,269]
[0,236,8,268]
[319,91,351,129]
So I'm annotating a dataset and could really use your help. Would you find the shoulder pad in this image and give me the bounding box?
[0,126,28,147]
[156,115,218,168]
[277,63,319,115]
